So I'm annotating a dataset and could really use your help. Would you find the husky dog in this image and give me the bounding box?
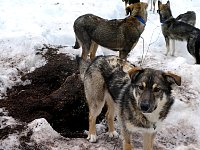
[122,0,140,9]
[77,55,181,150]
[73,2,148,60]
[166,11,196,54]
[158,1,200,64]
[176,11,196,26]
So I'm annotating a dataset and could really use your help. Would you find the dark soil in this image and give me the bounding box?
[0,45,105,138]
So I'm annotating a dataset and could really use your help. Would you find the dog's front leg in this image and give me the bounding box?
[148,0,152,11]
[121,128,132,150]
[165,36,170,56]
[87,112,97,142]
[143,132,156,150]
[153,0,157,13]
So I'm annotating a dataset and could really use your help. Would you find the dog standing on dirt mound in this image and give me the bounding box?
[73,2,148,60]
[77,55,181,150]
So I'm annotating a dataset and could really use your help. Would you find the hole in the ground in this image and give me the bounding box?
[0,45,105,138]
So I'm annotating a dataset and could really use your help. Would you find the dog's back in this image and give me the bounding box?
[176,11,196,26]
[73,2,148,60]
[162,19,199,41]
[77,55,135,82]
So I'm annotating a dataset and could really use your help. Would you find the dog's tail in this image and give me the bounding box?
[76,56,90,81]
[73,37,80,49]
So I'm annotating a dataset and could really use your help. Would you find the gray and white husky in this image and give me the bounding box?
[157,1,200,64]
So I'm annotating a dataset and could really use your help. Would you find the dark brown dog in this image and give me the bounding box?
[73,2,148,60]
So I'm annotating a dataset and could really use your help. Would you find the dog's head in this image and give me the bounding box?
[128,67,181,114]
[157,1,172,23]
[126,2,148,16]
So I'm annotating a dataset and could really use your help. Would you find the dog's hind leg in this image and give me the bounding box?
[119,51,128,60]
[195,41,200,64]
[148,0,152,11]
[171,39,175,56]
[89,41,99,60]
[143,132,156,150]
[75,29,92,60]
[73,36,80,49]
[194,34,200,64]
[81,35,92,60]
[153,0,157,13]
[120,44,135,60]
[105,92,119,138]
[195,47,200,64]
[187,37,196,63]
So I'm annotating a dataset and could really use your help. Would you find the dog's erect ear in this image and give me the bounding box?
[126,6,131,16]
[143,3,148,10]
[163,72,181,86]
[128,67,143,81]
[166,1,170,7]
[138,2,148,10]
[126,4,137,16]
[158,1,162,9]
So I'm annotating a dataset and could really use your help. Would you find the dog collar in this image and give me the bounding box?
[135,15,146,26]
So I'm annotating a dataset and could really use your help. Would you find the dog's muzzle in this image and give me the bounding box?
[140,101,150,112]
[140,101,157,113]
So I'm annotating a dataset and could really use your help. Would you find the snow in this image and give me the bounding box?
[1,0,200,149]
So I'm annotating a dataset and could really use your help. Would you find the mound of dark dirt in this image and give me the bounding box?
[0,45,104,138]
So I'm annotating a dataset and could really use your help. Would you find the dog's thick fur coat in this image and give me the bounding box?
[176,11,196,26]
[158,1,200,64]
[77,55,181,150]
[73,2,148,60]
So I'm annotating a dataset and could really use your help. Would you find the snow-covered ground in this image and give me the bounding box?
[1,0,200,149]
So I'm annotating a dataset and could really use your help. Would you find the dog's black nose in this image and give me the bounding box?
[140,101,150,112]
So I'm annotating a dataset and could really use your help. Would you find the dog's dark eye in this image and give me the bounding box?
[138,85,144,90]
[157,10,160,14]
[154,87,160,93]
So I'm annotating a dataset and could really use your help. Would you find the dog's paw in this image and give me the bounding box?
[87,134,97,143]
[108,131,119,138]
